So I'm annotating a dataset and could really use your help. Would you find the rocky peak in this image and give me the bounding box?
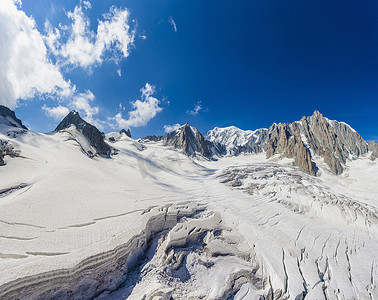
[0,105,28,130]
[55,111,85,131]
[55,111,111,157]
[162,123,213,157]
[119,129,131,138]
[266,123,316,175]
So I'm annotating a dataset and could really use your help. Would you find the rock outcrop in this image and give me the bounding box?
[55,111,111,157]
[369,141,378,161]
[143,123,214,158]
[120,129,131,138]
[0,105,28,130]
[207,110,369,175]
[162,123,213,157]
[0,140,19,166]
[266,123,316,175]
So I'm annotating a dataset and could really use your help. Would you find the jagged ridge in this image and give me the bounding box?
[55,111,111,157]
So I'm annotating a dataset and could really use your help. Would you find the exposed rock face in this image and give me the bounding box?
[141,135,162,142]
[0,140,19,166]
[370,141,378,161]
[266,123,316,175]
[143,123,214,158]
[205,126,268,155]
[368,140,376,151]
[55,111,111,156]
[207,111,368,175]
[162,123,213,157]
[0,105,28,130]
[120,129,131,138]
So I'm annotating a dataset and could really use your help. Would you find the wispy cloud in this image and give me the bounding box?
[164,123,181,133]
[169,16,177,33]
[187,101,203,116]
[109,83,163,129]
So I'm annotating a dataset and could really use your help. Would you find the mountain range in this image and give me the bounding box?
[1,105,376,176]
[0,104,377,299]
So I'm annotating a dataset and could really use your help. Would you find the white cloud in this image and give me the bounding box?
[187,101,203,116]
[169,16,177,33]
[45,4,135,70]
[164,123,181,133]
[110,83,163,129]
[0,0,72,108]
[117,69,122,77]
[42,90,105,129]
[82,1,92,10]
[42,104,69,120]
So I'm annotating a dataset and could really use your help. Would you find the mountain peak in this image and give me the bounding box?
[55,110,87,131]
[119,128,132,138]
[55,111,111,157]
[0,105,28,130]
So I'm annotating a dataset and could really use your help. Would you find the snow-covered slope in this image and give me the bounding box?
[0,108,377,299]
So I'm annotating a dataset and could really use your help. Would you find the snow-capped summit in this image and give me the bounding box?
[205,126,268,155]
[55,110,111,157]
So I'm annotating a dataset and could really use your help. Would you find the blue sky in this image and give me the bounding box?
[1,0,378,140]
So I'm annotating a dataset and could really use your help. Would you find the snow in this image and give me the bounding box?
[206,126,268,155]
[325,117,358,133]
[0,122,377,299]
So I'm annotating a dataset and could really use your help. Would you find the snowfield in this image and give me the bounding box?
[0,127,377,299]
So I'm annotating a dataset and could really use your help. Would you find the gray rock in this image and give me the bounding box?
[141,135,163,142]
[0,105,28,130]
[55,111,111,157]
[162,123,213,158]
[207,110,369,175]
[119,129,131,138]
[371,144,378,161]
[266,123,316,175]
[143,123,214,158]
[368,140,376,151]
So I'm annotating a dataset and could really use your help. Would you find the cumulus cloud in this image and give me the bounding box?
[187,101,203,116]
[0,0,72,108]
[42,104,69,120]
[45,3,135,70]
[110,83,163,129]
[164,123,181,133]
[42,90,105,129]
[169,16,177,33]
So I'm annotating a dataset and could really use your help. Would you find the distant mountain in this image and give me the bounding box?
[206,111,368,175]
[55,111,111,157]
[0,105,28,130]
[143,123,215,158]
[206,126,268,155]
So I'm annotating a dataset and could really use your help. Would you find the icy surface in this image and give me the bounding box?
[0,123,377,299]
